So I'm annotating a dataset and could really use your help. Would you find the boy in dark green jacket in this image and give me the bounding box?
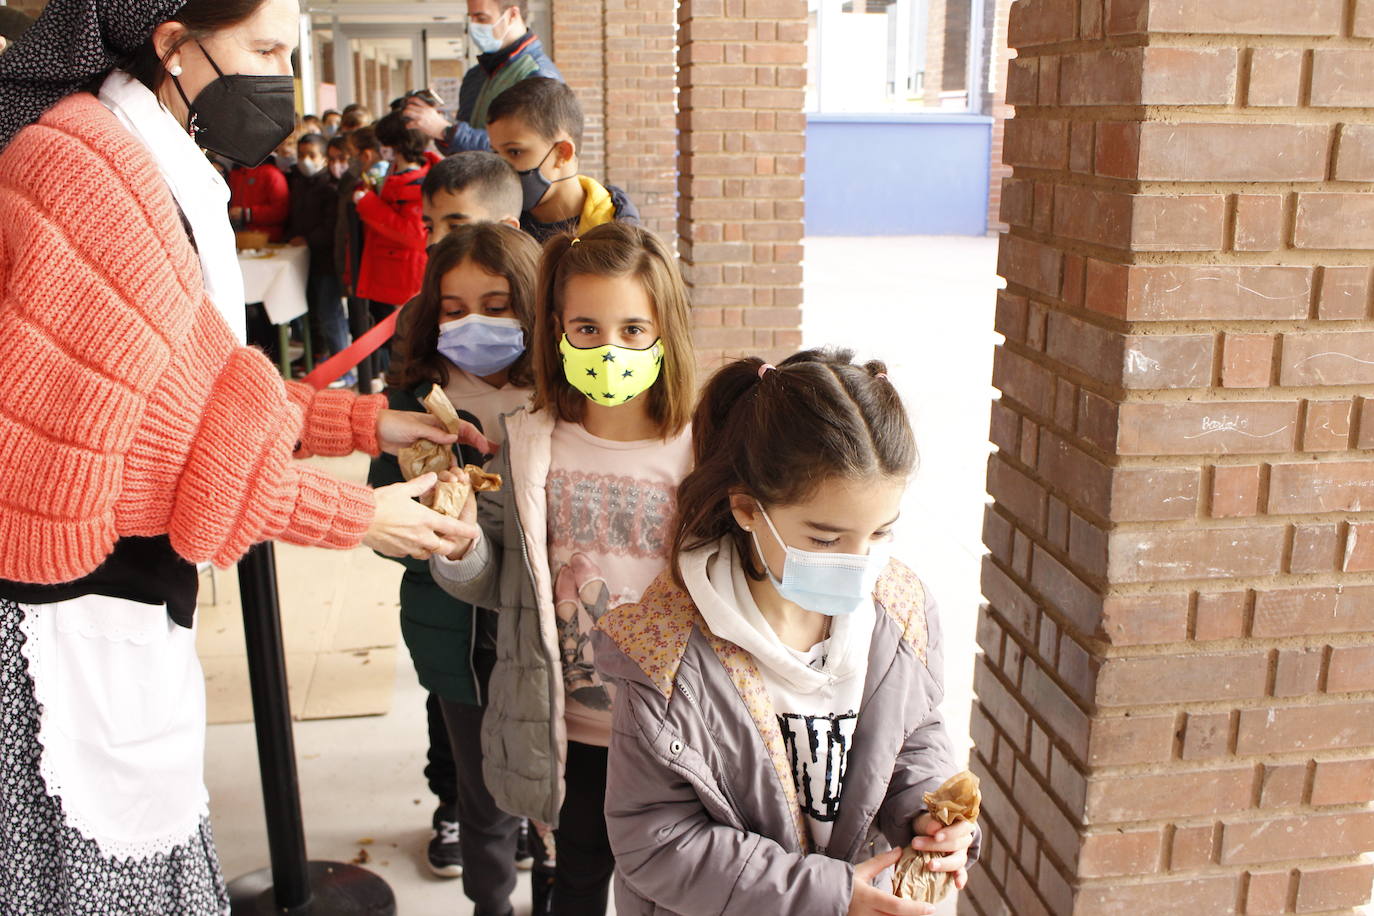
[369,386,494,705]
[369,383,531,911]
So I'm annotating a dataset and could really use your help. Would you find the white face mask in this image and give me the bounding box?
[298,157,325,177]
[752,505,893,617]
[468,10,509,54]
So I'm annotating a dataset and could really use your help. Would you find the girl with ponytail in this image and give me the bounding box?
[593,349,980,916]
[429,220,697,915]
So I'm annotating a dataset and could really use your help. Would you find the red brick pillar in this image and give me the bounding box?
[603,0,678,239]
[984,0,1014,233]
[551,0,607,183]
[677,0,807,367]
[924,0,950,105]
[550,0,675,238]
[965,1,1374,913]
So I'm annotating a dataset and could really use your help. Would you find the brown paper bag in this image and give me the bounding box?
[428,465,503,518]
[397,385,467,481]
[397,383,503,518]
[429,474,472,517]
[422,386,465,436]
[398,439,455,481]
[464,464,503,494]
[892,771,981,903]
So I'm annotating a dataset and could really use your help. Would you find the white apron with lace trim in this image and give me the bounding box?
[17,594,209,860]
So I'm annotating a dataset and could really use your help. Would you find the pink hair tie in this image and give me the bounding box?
[758,363,776,379]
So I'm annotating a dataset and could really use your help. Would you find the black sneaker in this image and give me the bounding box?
[428,804,463,878]
[514,818,534,871]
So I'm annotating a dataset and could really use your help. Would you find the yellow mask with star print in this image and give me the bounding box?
[558,335,664,406]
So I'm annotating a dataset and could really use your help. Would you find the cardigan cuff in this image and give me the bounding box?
[350,393,385,457]
[287,385,385,458]
[278,466,376,550]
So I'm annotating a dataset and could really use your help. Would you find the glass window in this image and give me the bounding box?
[806,0,982,114]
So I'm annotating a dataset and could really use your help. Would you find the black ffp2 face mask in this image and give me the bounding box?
[172,42,297,168]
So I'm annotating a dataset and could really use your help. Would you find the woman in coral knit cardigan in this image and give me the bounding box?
[0,0,490,911]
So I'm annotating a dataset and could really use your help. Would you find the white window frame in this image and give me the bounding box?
[808,0,988,116]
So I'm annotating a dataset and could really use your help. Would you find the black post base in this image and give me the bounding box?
[228,861,396,916]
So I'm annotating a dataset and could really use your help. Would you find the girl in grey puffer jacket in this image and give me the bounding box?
[594,351,980,916]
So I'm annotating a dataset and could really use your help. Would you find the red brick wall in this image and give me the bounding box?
[551,0,607,183]
[604,0,678,239]
[965,1,1374,914]
[924,0,950,104]
[677,0,807,368]
[984,0,1014,233]
[550,0,676,240]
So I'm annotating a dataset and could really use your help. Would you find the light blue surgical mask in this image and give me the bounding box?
[468,14,508,54]
[752,506,892,617]
[438,314,525,378]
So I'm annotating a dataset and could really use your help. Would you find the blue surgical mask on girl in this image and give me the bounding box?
[751,505,892,617]
[437,314,526,378]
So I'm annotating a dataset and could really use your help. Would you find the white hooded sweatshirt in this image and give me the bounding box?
[680,537,876,852]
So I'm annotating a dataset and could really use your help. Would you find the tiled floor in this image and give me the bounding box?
[204,234,1001,915]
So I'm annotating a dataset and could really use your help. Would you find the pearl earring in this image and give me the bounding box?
[169,65,183,77]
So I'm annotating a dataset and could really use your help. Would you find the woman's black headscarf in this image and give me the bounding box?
[0,9,36,42]
[0,0,188,151]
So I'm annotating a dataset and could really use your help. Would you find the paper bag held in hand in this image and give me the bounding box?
[394,385,502,516]
[422,386,465,436]
[891,770,980,904]
[428,464,502,518]
[396,386,469,480]
[398,439,454,481]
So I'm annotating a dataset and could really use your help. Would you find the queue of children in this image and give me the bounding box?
[409,218,980,916]
[216,12,977,916]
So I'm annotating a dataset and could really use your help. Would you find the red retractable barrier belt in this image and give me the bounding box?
[301,308,400,390]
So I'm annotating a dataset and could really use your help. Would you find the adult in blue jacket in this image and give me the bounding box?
[404,0,562,155]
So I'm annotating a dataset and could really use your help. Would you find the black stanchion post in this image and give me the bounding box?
[227,541,395,915]
[235,542,311,909]
[347,297,373,395]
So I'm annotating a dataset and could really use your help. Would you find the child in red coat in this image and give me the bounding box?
[229,160,290,242]
[354,111,432,307]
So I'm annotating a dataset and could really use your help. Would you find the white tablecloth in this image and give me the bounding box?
[238,245,309,325]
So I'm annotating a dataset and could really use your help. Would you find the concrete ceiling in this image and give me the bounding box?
[306,2,468,25]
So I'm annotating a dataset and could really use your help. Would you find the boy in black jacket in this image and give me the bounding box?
[285,132,350,366]
[484,77,640,244]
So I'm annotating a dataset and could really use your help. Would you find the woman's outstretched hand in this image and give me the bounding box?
[364,474,480,560]
[375,408,498,457]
